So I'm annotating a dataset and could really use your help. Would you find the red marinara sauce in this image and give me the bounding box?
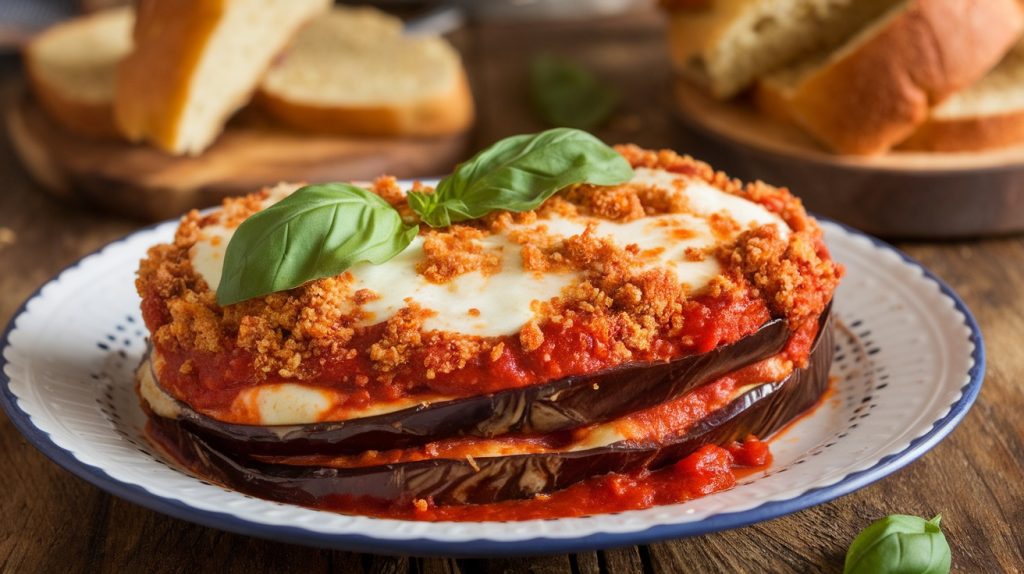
[311,438,772,521]
[146,412,773,522]
[148,293,772,417]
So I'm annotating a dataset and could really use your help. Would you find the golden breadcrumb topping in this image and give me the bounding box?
[136,147,840,413]
[416,226,502,283]
[718,225,841,328]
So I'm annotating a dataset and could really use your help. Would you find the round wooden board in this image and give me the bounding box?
[672,79,1024,239]
[6,95,469,221]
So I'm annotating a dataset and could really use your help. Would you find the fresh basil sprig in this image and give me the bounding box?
[216,129,633,304]
[530,54,619,130]
[216,183,418,306]
[407,127,634,227]
[844,514,951,574]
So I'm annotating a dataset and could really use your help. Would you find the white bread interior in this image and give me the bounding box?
[25,7,133,137]
[256,6,473,137]
[114,0,330,155]
[667,0,900,99]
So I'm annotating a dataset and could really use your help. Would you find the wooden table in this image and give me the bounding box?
[2,9,1022,573]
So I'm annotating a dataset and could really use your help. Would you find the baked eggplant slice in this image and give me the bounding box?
[146,317,789,455]
[148,314,832,506]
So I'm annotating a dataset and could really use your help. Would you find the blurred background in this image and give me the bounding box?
[1,2,1023,573]
[3,0,1022,237]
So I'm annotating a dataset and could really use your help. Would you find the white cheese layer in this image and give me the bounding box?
[348,233,575,335]
[189,169,788,338]
[141,355,459,425]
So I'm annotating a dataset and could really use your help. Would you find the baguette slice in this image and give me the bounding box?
[898,40,1024,152]
[665,0,899,99]
[256,7,474,138]
[24,7,133,138]
[777,0,1024,155]
[114,0,330,156]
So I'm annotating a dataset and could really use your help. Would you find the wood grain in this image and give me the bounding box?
[6,95,469,222]
[1,9,1023,574]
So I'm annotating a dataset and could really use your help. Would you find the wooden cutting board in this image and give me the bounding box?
[672,79,1024,239]
[6,95,470,221]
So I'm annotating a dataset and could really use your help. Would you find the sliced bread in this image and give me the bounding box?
[114,0,330,156]
[773,0,1024,155]
[665,0,899,99]
[255,6,473,138]
[24,7,133,138]
[752,57,816,124]
[898,40,1024,152]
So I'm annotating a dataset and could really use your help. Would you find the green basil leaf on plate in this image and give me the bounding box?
[409,127,634,227]
[844,514,951,574]
[217,183,418,306]
[530,54,619,130]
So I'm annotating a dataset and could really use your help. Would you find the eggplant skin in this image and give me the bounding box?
[148,313,833,507]
[163,318,789,455]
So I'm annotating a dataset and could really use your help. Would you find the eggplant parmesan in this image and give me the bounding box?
[136,143,841,520]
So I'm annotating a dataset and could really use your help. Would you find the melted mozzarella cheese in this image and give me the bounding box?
[535,212,722,291]
[632,168,789,233]
[349,234,576,335]
[188,168,788,338]
[190,225,233,289]
[137,360,181,419]
[141,355,461,425]
[232,384,335,425]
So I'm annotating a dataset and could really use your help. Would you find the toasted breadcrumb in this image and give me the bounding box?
[136,145,839,413]
[719,225,842,327]
[417,226,502,283]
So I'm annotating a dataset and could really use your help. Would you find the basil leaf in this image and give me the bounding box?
[530,54,619,130]
[844,514,951,574]
[408,127,634,227]
[216,183,418,306]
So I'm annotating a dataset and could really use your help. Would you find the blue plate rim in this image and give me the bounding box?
[0,216,985,558]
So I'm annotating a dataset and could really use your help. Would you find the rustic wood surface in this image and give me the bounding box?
[1,9,1022,574]
[6,94,469,221]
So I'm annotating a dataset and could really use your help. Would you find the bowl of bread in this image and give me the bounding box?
[10,1,474,220]
[664,0,1024,238]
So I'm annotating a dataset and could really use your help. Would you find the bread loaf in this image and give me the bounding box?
[114,0,330,155]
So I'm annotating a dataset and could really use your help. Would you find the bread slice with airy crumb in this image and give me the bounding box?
[114,0,330,156]
[24,7,133,138]
[898,40,1024,152]
[773,0,1024,155]
[665,0,899,99]
[255,6,473,138]
[761,38,1024,153]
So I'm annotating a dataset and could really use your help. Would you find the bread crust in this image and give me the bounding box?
[787,0,1024,155]
[898,110,1024,152]
[665,6,745,99]
[113,0,224,154]
[255,69,475,138]
[114,0,327,155]
[25,63,119,139]
[24,8,129,139]
[751,77,795,125]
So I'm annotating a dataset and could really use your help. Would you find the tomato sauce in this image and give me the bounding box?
[313,440,772,521]
[244,374,746,469]
[149,293,772,416]
[147,412,772,522]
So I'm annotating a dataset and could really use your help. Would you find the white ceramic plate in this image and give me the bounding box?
[0,215,982,557]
